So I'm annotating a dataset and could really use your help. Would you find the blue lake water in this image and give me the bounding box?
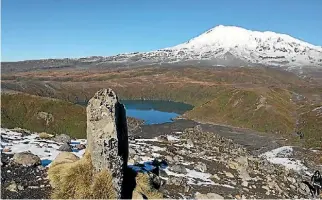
[121,100,193,125]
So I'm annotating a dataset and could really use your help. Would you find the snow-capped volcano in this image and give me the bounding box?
[78,25,321,70]
[3,25,322,73]
[164,25,322,68]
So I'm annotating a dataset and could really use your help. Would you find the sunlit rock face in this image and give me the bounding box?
[86,88,128,198]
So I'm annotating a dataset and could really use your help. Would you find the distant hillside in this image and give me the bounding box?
[2,66,321,147]
[1,93,86,138]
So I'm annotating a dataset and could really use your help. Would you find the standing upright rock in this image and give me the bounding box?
[87,88,129,198]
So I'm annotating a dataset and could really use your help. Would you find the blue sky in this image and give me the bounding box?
[2,0,322,61]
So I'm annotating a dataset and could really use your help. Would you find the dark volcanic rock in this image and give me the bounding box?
[1,154,51,199]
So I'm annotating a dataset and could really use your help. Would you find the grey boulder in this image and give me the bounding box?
[170,164,187,174]
[58,143,73,152]
[13,152,41,166]
[53,134,71,144]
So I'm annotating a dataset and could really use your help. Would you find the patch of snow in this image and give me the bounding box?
[260,146,308,173]
[164,168,215,186]
[166,135,180,141]
[1,128,86,166]
[152,152,161,158]
[151,146,166,152]
[135,138,159,142]
[73,149,86,158]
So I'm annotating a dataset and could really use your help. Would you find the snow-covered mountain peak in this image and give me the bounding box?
[157,25,322,69]
[10,25,319,73]
[174,25,321,51]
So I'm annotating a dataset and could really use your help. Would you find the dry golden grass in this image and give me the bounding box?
[48,151,117,199]
[90,169,116,199]
[38,132,52,139]
[134,173,163,199]
[48,151,162,199]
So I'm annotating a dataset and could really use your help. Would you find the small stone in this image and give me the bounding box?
[207,193,224,199]
[3,147,11,152]
[290,184,296,190]
[184,185,190,193]
[75,144,86,150]
[170,164,187,174]
[168,176,186,186]
[53,134,71,144]
[40,185,45,188]
[242,181,248,187]
[173,155,180,162]
[7,170,11,173]
[262,185,269,191]
[159,169,168,178]
[195,162,207,172]
[186,139,194,148]
[165,155,173,163]
[299,181,310,193]
[229,161,238,170]
[17,185,24,191]
[129,147,136,155]
[200,151,207,157]
[6,181,17,192]
[211,174,220,180]
[28,186,39,189]
[287,177,296,184]
[128,159,135,165]
[133,155,140,163]
[195,192,208,200]
[58,143,72,152]
[224,171,234,178]
[145,152,152,158]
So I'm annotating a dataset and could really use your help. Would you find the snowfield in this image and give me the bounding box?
[260,146,309,174]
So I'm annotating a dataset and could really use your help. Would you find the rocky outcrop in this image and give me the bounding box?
[86,88,129,198]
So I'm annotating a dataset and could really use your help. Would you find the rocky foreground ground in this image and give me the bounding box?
[1,124,321,199]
